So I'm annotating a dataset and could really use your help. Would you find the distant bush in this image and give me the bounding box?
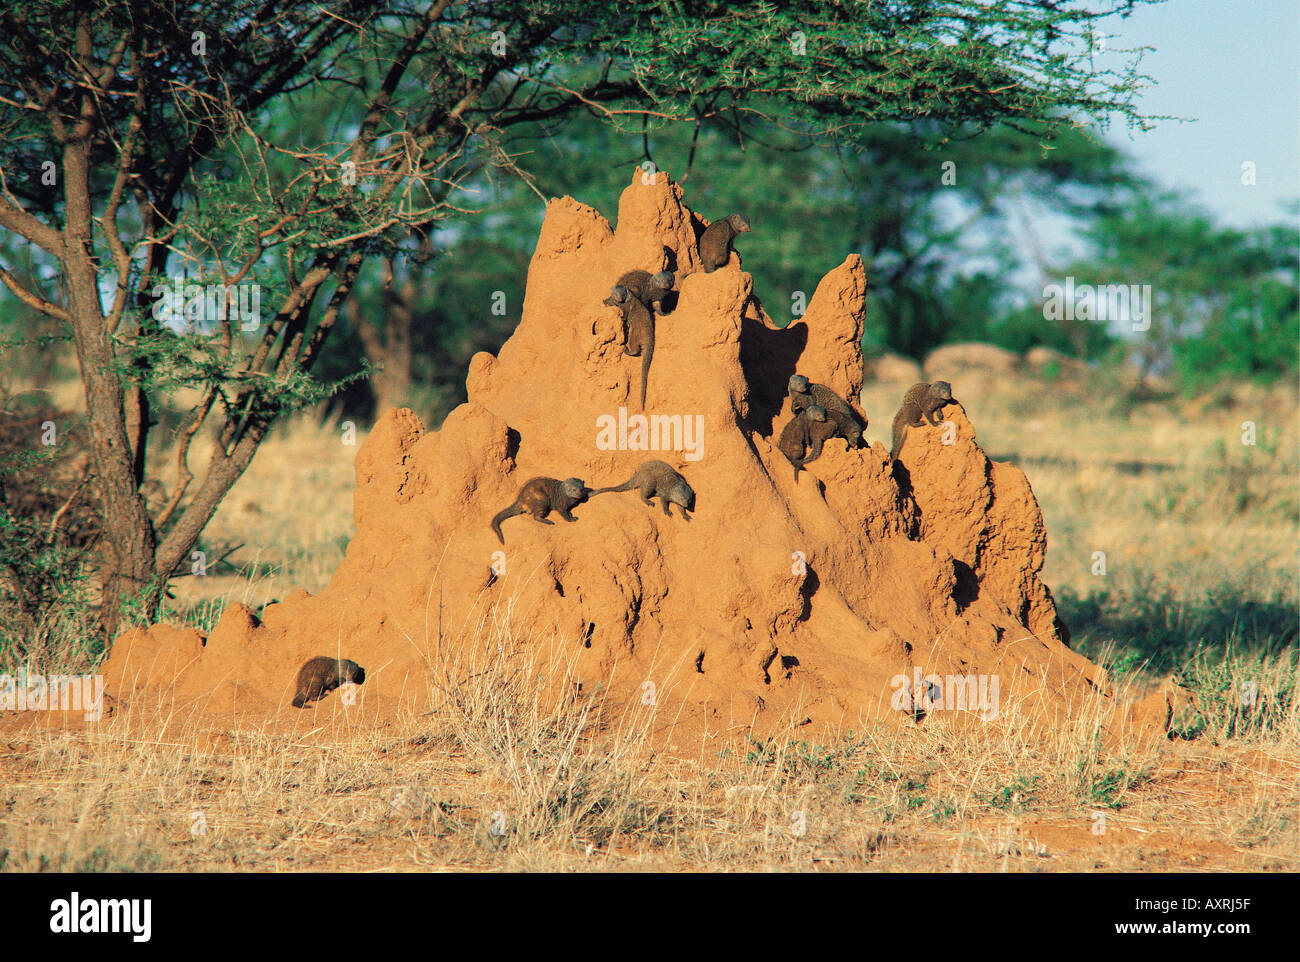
[1170,646,1297,743]
[0,394,102,669]
[1055,194,1299,392]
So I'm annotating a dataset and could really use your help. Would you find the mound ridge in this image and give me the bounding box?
[105,168,1102,726]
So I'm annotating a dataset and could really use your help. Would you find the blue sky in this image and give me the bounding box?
[1097,0,1299,227]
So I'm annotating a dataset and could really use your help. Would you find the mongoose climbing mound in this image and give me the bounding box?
[594,459,695,520]
[788,373,866,448]
[616,269,676,315]
[778,404,838,479]
[103,166,1104,735]
[293,656,366,708]
[603,284,657,410]
[491,476,592,544]
[891,380,956,461]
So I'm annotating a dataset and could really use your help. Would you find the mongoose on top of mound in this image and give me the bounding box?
[604,284,656,410]
[491,476,592,544]
[698,213,752,272]
[593,459,695,521]
[777,404,839,479]
[615,269,675,315]
[787,374,865,448]
[890,381,956,461]
[293,656,365,708]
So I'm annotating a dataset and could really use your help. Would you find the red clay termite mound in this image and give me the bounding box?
[105,169,1104,729]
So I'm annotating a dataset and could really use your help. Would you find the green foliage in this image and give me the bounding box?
[1084,764,1151,809]
[0,0,1166,428]
[742,734,875,791]
[991,774,1041,811]
[929,798,958,823]
[562,1,1156,135]
[1065,579,1299,677]
[123,324,374,432]
[358,108,1141,423]
[1054,192,1299,386]
[0,486,96,663]
[1170,646,1297,742]
[0,404,101,670]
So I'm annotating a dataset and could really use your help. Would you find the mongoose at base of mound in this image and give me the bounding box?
[615,269,676,315]
[788,373,865,448]
[891,381,957,461]
[698,213,752,272]
[778,404,839,479]
[604,284,656,409]
[293,656,365,708]
[593,460,695,520]
[491,476,592,544]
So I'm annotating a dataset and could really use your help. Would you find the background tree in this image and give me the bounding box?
[1052,191,1299,388]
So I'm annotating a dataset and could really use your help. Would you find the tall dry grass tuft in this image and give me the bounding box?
[1170,644,1299,743]
[423,599,671,853]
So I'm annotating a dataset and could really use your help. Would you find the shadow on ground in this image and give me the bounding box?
[1061,584,1299,675]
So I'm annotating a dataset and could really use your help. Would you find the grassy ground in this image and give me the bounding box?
[1,372,1296,871]
[1,632,1293,872]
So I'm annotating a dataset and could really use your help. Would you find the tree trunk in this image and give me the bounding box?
[358,255,416,414]
[67,288,159,634]
[62,123,159,637]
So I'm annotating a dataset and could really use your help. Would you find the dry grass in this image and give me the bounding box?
[1,609,1294,871]
[1,372,1297,871]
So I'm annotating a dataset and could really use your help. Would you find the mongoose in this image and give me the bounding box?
[593,460,695,521]
[293,656,365,708]
[787,374,865,448]
[604,284,655,410]
[777,404,838,479]
[890,381,956,461]
[699,213,752,272]
[615,269,675,315]
[491,476,591,544]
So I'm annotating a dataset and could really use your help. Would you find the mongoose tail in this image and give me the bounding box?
[889,432,905,462]
[591,479,637,496]
[640,321,654,410]
[490,505,522,544]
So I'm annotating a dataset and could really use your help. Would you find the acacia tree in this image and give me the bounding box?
[0,0,1155,634]
[1060,191,1299,387]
